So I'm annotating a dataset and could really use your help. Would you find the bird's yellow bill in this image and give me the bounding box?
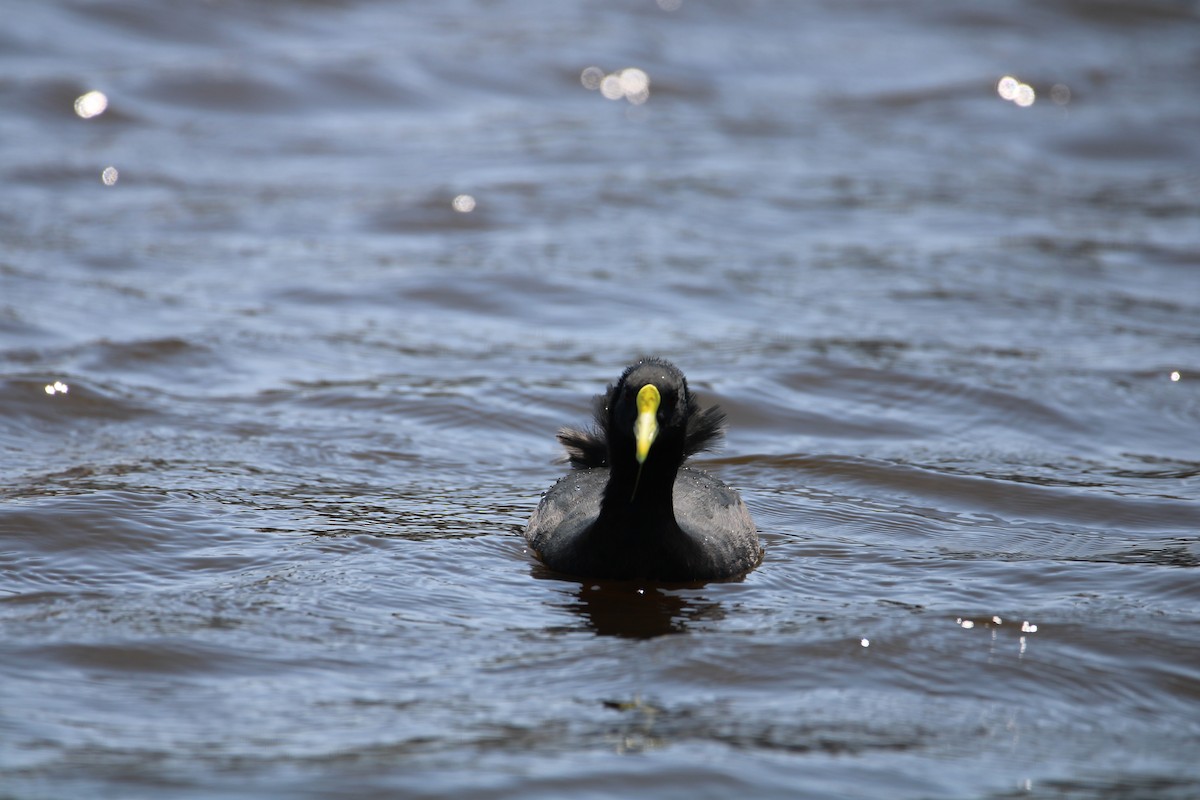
[634,384,660,464]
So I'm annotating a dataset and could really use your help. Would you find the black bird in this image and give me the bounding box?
[525,357,761,582]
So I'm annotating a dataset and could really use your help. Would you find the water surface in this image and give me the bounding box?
[2,1,1199,798]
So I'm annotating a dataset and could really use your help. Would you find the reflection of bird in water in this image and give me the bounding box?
[525,357,761,582]
[570,581,726,639]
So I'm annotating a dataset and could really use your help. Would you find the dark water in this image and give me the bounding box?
[3,1,1200,797]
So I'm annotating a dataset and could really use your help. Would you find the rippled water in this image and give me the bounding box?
[3,1,1200,797]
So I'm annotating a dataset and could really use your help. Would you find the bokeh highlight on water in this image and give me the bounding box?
[2,1,1199,798]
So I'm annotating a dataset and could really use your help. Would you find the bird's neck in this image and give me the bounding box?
[598,455,681,533]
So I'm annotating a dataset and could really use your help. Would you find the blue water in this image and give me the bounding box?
[2,1,1199,797]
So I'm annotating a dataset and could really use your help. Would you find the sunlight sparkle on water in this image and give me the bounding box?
[1170,371,1181,382]
[997,75,1036,107]
[44,381,69,395]
[101,166,119,186]
[618,69,650,103]
[74,90,108,119]
[580,66,605,91]
[452,194,476,213]
[860,638,870,648]
[583,66,651,105]
[599,74,624,100]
